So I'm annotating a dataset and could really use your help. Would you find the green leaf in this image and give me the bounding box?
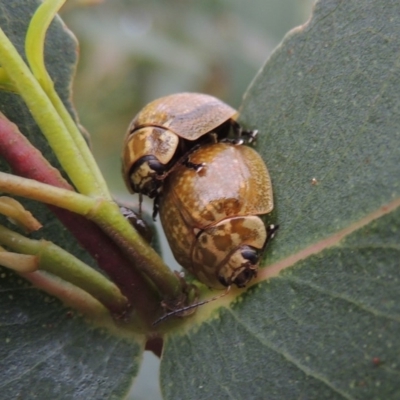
[0,267,143,398]
[0,1,143,398]
[160,0,400,399]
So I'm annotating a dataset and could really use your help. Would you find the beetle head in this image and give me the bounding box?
[217,245,260,288]
[123,127,179,196]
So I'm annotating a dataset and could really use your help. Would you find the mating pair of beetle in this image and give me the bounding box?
[122,92,277,291]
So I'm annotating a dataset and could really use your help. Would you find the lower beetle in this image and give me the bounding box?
[159,142,276,290]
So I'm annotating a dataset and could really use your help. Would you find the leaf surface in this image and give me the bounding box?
[160,1,400,399]
[0,268,142,399]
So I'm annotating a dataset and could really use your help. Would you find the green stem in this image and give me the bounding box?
[0,224,128,312]
[91,201,183,300]
[0,26,109,198]
[0,172,182,300]
[0,67,17,92]
[0,251,37,272]
[25,0,66,94]
[0,171,95,215]
[22,270,113,321]
[25,0,110,196]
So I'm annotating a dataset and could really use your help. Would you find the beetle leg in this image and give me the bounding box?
[209,132,218,143]
[119,204,153,243]
[230,119,258,144]
[241,129,258,143]
[152,194,160,221]
[220,137,245,146]
[262,224,279,251]
[138,192,143,215]
[182,158,206,172]
[180,143,207,171]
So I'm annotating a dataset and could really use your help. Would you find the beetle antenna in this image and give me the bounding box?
[153,286,231,326]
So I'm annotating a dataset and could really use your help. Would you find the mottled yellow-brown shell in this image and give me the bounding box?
[162,142,273,227]
[159,142,274,288]
[128,92,237,140]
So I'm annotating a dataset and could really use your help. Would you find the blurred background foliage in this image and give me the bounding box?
[61,1,314,399]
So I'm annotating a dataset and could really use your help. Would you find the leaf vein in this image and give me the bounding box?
[228,308,356,400]
[285,276,400,323]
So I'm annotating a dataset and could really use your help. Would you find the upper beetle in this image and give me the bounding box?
[159,142,277,289]
[122,92,256,201]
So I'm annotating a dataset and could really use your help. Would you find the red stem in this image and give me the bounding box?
[0,114,159,323]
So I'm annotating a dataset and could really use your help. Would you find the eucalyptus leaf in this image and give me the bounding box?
[160,1,400,399]
[0,267,142,399]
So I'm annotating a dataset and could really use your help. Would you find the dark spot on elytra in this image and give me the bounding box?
[200,208,217,222]
[222,198,241,216]
[212,232,233,251]
[229,218,255,240]
[194,239,218,267]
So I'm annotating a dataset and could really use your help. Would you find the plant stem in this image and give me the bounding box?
[22,270,113,321]
[25,0,109,195]
[0,171,95,214]
[0,224,128,313]
[0,196,42,231]
[90,201,183,300]
[0,67,16,92]
[0,26,109,198]
[25,0,67,94]
[0,172,182,300]
[0,116,170,325]
[0,251,37,272]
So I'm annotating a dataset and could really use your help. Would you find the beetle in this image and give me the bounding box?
[159,141,277,290]
[122,93,257,203]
